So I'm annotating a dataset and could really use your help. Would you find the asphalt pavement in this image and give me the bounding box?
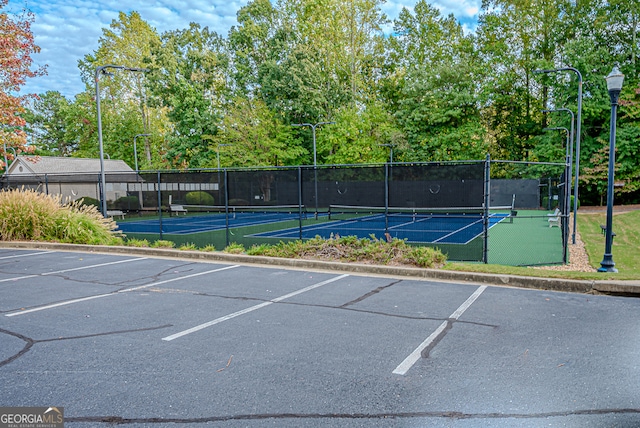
[1,245,639,427]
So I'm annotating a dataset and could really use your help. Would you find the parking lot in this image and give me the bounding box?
[1,248,639,427]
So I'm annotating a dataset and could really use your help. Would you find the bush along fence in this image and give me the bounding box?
[1,156,570,266]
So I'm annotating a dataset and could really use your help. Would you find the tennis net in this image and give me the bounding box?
[327,204,514,222]
[178,204,308,219]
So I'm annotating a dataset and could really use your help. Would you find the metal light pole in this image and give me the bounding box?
[292,121,335,218]
[543,107,578,243]
[133,133,151,172]
[598,64,624,273]
[95,64,148,217]
[534,67,583,243]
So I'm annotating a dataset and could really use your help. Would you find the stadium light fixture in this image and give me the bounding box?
[599,64,624,273]
[95,65,149,217]
[534,66,583,243]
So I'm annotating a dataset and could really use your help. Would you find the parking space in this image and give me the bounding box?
[1,248,640,427]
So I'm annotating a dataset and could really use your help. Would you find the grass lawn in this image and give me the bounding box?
[446,208,640,281]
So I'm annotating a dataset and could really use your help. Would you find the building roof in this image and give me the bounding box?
[6,156,134,176]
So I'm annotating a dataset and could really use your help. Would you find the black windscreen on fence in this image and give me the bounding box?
[1,159,570,266]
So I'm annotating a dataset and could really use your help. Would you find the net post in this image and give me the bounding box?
[483,154,491,264]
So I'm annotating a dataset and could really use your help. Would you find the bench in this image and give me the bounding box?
[600,224,616,239]
[169,205,188,216]
[106,210,125,220]
[547,208,560,228]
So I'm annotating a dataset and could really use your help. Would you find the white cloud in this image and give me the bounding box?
[19,0,481,98]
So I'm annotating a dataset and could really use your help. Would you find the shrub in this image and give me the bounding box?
[224,242,245,254]
[126,238,149,247]
[0,188,122,245]
[113,195,139,211]
[151,240,175,248]
[185,191,215,206]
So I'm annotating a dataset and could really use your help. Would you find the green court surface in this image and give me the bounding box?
[120,209,565,266]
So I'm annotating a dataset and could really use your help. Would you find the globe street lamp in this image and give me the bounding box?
[598,64,624,273]
[534,67,583,244]
[292,121,335,218]
[133,133,151,173]
[95,64,148,217]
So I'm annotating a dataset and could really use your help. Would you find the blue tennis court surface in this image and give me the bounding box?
[116,211,306,235]
[253,212,509,244]
[116,210,509,245]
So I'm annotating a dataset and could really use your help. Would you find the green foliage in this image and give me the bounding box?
[224,242,246,254]
[113,196,139,211]
[200,244,216,252]
[178,242,198,251]
[185,191,215,205]
[151,240,175,248]
[246,235,446,268]
[78,196,100,208]
[0,188,123,245]
[126,238,150,247]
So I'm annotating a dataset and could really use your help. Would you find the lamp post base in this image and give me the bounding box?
[598,255,618,273]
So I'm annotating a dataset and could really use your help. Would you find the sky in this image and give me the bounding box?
[13,0,482,98]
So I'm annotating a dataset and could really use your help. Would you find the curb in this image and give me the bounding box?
[1,241,639,297]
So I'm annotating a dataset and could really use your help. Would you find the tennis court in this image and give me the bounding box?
[253,207,511,244]
[115,205,511,245]
[116,205,309,235]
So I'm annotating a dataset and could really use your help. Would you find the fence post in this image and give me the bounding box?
[563,155,571,264]
[224,169,230,248]
[298,167,303,240]
[483,154,491,264]
[157,171,163,240]
[384,162,389,234]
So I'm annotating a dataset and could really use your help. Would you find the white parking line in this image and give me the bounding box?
[0,257,148,283]
[393,285,487,375]
[162,273,350,341]
[0,251,53,260]
[5,265,241,317]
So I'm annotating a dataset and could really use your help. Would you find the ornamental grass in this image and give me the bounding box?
[0,188,123,245]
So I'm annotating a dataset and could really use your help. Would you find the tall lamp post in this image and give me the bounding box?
[598,64,624,273]
[534,66,583,244]
[95,64,148,217]
[543,107,578,243]
[292,121,335,218]
[133,133,151,173]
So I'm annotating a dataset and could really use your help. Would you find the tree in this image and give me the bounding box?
[0,0,46,166]
[23,91,75,156]
[146,23,230,168]
[387,1,487,161]
[77,11,164,168]
[211,97,306,167]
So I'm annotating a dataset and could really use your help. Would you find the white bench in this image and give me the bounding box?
[547,208,560,227]
[106,210,126,220]
[170,205,188,216]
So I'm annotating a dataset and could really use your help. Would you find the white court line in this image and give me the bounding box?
[162,273,350,341]
[393,285,487,375]
[0,257,147,284]
[0,251,53,260]
[5,265,240,317]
